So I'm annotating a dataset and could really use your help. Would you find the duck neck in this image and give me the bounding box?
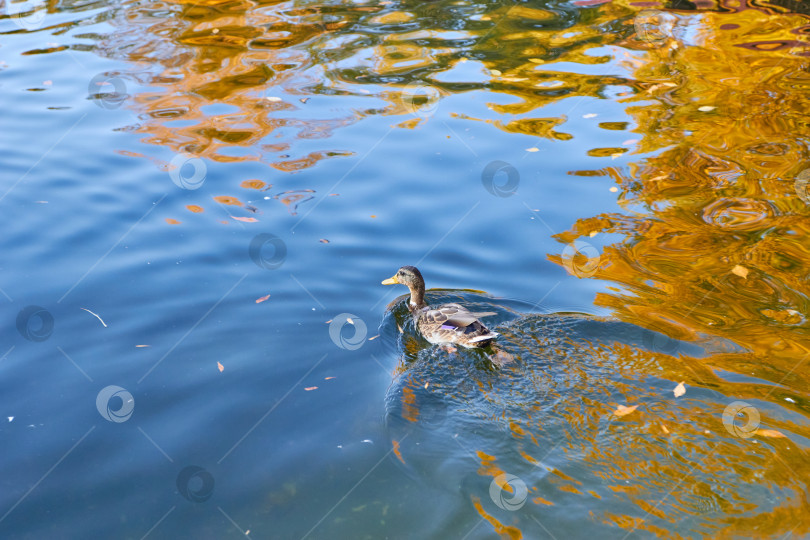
[408,282,426,310]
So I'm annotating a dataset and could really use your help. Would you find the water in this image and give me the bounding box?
[2,0,810,538]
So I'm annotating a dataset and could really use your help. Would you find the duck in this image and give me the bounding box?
[382,265,499,348]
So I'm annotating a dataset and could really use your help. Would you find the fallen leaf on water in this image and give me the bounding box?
[614,404,638,417]
[370,215,377,218]
[135,344,150,348]
[255,294,271,304]
[186,205,204,213]
[698,105,716,112]
[325,376,335,380]
[232,216,258,223]
[368,335,379,341]
[609,186,618,192]
[661,424,670,434]
[165,218,181,225]
[674,381,686,397]
[583,113,597,118]
[526,147,539,152]
[732,265,748,279]
[217,362,224,372]
[265,96,282,102]
[424,382,429,389]
[320,239,329,243]
[304,386,318,391]
[756,429,786,438]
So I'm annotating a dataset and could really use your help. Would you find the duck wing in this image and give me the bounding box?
[417,304,499,347]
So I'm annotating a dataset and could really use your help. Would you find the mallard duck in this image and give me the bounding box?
[382,265,499,348]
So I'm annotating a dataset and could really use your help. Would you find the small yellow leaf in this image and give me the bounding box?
[732,265,748,279]
[756,429,786,438]
[232,216,258,223]
[325,376,335,380]
[368,335,379,340]
[661,424,670,434]
[255,294,271,304]
[304,386,318,391]
[614,404,638,417]
[673,382,686,397]
[135,344,150,348]
[526,147,539,152]
[217,362,224,372]
[165,218,181,225]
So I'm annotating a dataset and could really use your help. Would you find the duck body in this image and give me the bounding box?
[382,266,498,349]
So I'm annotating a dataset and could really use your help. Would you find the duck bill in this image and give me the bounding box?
[381,275,399,285]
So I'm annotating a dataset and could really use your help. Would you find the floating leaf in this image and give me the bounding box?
[614,404,638,417]
[674,381,686,397]
[368,335,379,341]
[255,294,271,304]
[186,205,204,213]
[325,376,336,380]
[756,429,786,438]
[304,386,318,391]
[732,265,748,279]
[424,382,429,389]
[661,424,670,434]
[583,113,597,118]
[526,147,540,152]
[320,239,330,243]
[698,105,716,112]
[135,344,151,348]
[217,361,224,372]
[232,216,258,223]
[165,218,181,225]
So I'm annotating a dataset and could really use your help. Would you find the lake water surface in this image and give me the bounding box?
[2,0,810,538]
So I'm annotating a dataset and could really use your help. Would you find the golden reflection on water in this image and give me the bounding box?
[62,0,810,535]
